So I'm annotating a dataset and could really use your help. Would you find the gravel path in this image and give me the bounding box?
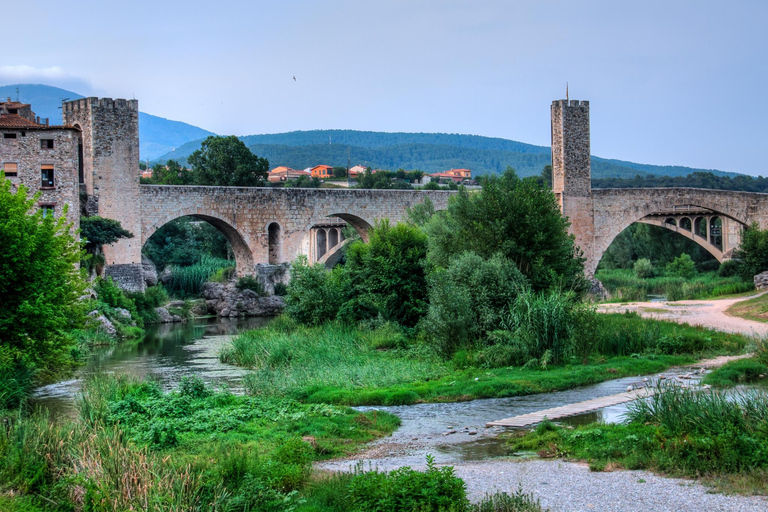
[319,457,768,511]
[597,292,768,336]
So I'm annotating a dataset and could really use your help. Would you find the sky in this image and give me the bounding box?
[4,0,768,175]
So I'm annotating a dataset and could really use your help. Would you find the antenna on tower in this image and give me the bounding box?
[566,83,569,102]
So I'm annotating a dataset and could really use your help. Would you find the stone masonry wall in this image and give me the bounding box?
[0,126,80,229]
[139,186,453,275]
[64,98,141,270]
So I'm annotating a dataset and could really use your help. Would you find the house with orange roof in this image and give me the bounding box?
[348,165,367,178]
[310,165,334,179]
[269,166,311,183]
[429,168,472,183]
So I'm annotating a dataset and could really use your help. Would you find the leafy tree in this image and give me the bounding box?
[151,159,192,185]
[0,178,86,377]
[735,223,768,281]
[342,220,429,327]
[633,258,654,278]
[426,168,585,292]
[405,198,436,227]
[79,216,133,253]
[665,253,697,279]
[188,136,269,187]
[332,166,347,178]
[143,216,231,271]
[285,256,350,326]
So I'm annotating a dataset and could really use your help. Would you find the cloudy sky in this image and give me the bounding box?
[4,0,767,175]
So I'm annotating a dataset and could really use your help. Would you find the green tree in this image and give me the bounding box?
[665,253,696,279]
[151,159,192,185]
[0,178,86,376]
[735,223,768,281]
[426,168,585,292]
[285,256,350,326]
[79,216,133,253]
[342,220,429,327]
[332,166,347,178]
[188,136,269,187]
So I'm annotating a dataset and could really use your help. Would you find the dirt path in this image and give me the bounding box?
[597,292,768,336]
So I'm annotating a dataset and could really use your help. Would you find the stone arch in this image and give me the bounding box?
[142,213,254,276]
[268,222,281,264]
[328,228,339,249]
[679,217,692,231]
[316,228,328,259]
[592,201,748,275]
[327,213,373,242]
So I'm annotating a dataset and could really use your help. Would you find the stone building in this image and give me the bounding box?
[0,98,81,229]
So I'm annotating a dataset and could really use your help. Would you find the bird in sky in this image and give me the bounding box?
[293,76,296,81]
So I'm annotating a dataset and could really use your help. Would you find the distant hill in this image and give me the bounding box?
[0,84,215,160]
[157,129,740,179]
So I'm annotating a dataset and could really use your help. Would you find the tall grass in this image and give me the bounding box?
[597,269,754,301]
[221,321,447,399]
[165,255,234,297]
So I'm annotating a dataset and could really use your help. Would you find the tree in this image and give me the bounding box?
[151,159,192,185]
[79,216,133,253]
[188,136,269,187]
[735,222,768,281]
[332,166,347,178]
[342,220,429,327]
[425,167,585,292]
[0,177,86,375]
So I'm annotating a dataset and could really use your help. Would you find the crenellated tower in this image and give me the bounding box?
[63,98,144,291]
[551,99,595,274]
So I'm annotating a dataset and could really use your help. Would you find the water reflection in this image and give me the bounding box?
[32,316,271,417]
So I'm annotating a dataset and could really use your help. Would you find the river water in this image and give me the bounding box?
[32,316,270,417]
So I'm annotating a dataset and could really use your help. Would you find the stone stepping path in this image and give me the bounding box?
[486,387,656,428]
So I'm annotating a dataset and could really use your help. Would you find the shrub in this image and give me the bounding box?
[210,266,235,282]
[348,455,468,512]
[422,252,527,356]
[236,275,264,295]
[633,258,654,278]
[285,256,350,326]
[165,255,234,297]
[717,259,740,277]
[127,286,169,324]
[735,222,768,281]
[273,282,288,296]
[665,253,696,279]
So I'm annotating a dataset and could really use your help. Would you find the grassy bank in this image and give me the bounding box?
[597,269,754,301]
[0,375,545,512]
[506,385,768,495]
[726,292,768,323]
[220,313,750,406]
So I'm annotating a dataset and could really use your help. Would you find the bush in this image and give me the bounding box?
[127,286,169,324]
[236,275,264,295]
[348,456,468,512]
[633,258,654,278]
[718,259,741,277]
[422,252,527,356]
[273,282,288,296]
[285,256,350,326]
[665,253,696,279]
[735,222,768,281]
[165,255,234,297]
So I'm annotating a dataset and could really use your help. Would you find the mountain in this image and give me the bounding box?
[157,129,740,180]
[0,84,215,160]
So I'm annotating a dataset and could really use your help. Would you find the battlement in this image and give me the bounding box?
[63,97,139,113]
[552,99,589,108]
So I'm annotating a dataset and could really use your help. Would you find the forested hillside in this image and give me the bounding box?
[157,130,741,179]
[593,172,768,193]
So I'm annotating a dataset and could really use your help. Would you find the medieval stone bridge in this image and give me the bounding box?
[138,186,453,276]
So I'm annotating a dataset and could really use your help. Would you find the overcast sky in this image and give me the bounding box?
[4,0,767,175]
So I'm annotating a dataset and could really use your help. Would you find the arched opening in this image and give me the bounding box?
[328,228,339,249]
[142,214,253,296]
[329,213,373,242]
[710,217,723,250]
[665,218,677,227]
[694,217,707,239]
[316,229,327,259]
[268,222,281,264]
[680,217,692,231]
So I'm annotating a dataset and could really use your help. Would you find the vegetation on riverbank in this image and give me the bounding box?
[0,375,542,511]
[726,292,768,323]
[506,385,768,495]
[596,268,754,302]
[222,312,749,406]
[703,337,768,387]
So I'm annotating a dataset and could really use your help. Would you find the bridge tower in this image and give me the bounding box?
[551,99,596,274]
[64,98,144,291]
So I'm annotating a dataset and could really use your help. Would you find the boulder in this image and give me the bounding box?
[754,271,768,291]
[88,310,117,336]
[142,255,158,287]
[158,267,173,285]
[154,307,174,323]
[201,280,286,317]
[113,307,132,320]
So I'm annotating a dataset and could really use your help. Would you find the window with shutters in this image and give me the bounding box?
[41,165,55,188]
[3,162,17,177]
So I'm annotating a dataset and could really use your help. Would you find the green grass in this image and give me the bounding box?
[507,385,768,495]
[597,269,754,302]
[726,292,768,323]
[220,313,749,406]
[703,358,768,387]
[165,255,235,298]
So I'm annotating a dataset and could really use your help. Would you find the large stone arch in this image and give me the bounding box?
[141,213,254,276]
[591,192,750,274]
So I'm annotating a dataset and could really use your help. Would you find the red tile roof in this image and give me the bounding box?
[0,113,76,130]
